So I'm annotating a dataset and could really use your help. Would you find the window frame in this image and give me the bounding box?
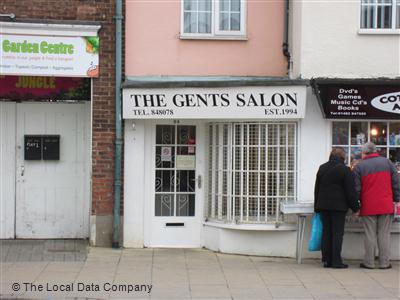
[359,0,400,33]
[180,0,247,40]
[206,122,298,224]
[330,120,400,169]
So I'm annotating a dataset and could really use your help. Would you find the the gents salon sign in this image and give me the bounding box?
[317,84,400,119]
[123,86,307,119]
[0,34,99,77]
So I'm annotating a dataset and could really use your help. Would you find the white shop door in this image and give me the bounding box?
[0,102,16,239]
[148,122,205,247]
[15,103,90,238]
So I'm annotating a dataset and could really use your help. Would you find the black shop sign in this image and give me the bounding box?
[315,83,400,119]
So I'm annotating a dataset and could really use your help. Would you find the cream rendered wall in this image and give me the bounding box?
[298,89,329,202]
[123,119,146,247]
[125,0,287,76]
[291,0,400,78]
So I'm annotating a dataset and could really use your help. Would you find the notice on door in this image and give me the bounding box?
[161,146,172,162]
[176,155,195,169]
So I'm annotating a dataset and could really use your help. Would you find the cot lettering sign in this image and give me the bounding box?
[0,34,99,77]
[371,92,400,114]
[317,84,400,119]
[123,86,307,119]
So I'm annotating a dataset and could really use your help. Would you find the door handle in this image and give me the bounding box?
[197,175,202,189]
[21,165,25,177]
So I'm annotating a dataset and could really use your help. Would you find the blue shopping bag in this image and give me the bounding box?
[308,213,322,251]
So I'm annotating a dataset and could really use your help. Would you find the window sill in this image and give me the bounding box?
[358,29,400,35]
[203,221,297,231]
[179,35,248,41]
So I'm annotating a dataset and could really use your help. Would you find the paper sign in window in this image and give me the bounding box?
[161,146,172,162]
[176,155,196,169]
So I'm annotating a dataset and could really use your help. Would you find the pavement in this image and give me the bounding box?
[0,241,399,300]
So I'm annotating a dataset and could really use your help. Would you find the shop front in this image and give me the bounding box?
[313,79,400,172]
[0,21,99,239]
[122,80,309,255]
[312,79,400,260]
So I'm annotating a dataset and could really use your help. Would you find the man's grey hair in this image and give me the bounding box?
[362,142,377,154]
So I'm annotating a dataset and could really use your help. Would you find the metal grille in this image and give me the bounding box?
[361,0,397,29]
[155,125,196,217]
[207,122,298,223]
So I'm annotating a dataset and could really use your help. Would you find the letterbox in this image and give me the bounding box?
[43,135,60,160]
[24,135,42,160]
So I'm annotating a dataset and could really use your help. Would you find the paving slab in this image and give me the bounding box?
[0,244,399,299]
[229,287,272,299]
[0,239,88,262]
[190,284,231,298]
[268,285,313,299]
[150,286,191,299]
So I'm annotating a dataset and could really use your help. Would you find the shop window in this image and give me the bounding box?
[331,121,400,172]
[360,0,400,30]
[181,0,246,38]
[207,122,297,224]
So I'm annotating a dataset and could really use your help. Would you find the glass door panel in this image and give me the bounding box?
[155,125,196,217]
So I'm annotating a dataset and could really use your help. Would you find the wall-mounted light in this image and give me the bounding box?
[371,128,378,136]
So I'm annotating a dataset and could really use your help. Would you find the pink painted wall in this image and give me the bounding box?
[125,0,286,77]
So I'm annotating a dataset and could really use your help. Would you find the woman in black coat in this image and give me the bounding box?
[314,147,360,268]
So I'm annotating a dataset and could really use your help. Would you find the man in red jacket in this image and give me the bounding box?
[353,142,400,269]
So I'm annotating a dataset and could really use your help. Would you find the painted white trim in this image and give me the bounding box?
[89,79,94,244]
[84,101,91,238]
[215,0,246,37]
[0,21,101,36]
[180,0,246,39]
[179,34,248,40]
[0,102,16,239]
[358,28,400,35]
[204,221,297,231]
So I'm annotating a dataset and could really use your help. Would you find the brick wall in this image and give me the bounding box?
[1,1,119,225]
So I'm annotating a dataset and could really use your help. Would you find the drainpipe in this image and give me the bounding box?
[112,0,123,249]
[283,0,291,72]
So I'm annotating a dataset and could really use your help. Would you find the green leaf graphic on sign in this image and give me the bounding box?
[84,36,99,54]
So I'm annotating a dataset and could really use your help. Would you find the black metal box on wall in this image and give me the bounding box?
[43,135,60,160]
[24,135,60,160]
[24,135,42,160]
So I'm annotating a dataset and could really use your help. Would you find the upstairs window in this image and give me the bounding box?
[360,0,400,29]
[181,0,246,38]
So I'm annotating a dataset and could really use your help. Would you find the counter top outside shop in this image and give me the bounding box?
[280,201,314,264]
